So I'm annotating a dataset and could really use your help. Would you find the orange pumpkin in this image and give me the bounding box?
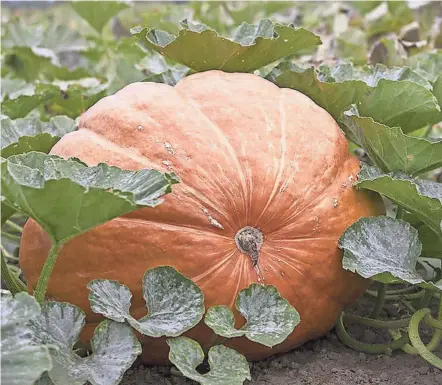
[20,70,383,364]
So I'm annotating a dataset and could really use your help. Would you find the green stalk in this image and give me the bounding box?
[1,231,21,242]
[343,313,410,329]
[5,219,24,233]
[34,243,62,303]
[408,307,442,369]
[369,284,386,318]
[335,313,409,354]
[1,244,19,261]
[1,251,26,294]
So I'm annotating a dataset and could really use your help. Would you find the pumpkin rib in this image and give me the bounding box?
[74,126,235,230]
[254,91,287,225]
[265,156,353,233]
[174,87,250,225]
[113,217,232,240]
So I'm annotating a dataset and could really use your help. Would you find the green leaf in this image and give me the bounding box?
[407,52,442,83]
[204,284,300,347]
[3,46,92,82]
[131,19,320,73]
[339,216,424,285]
[1,82,59,119]
[1,292,52,385]
[335,27,367,65]
[71,1,130,34]
[368,36,407,67]
[31,301,141,385]
[1,204,15,226]
[2,22,89,54]
[1,152,179,243]
[355,164,442,238]
[1,116,77,158]
[43,79,108,118]
[167,336,251,385]
[340,107,442,175]
[416,222,442,258]
[136,54,189,86]
[88,266,204,337]
[266,62,441,133]
[366,1,414,38]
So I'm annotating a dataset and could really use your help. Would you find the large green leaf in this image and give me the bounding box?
[1,293,52,385]
[340,107,442,175]
[266,62,441,133]
[1,152,179,243]
[167,337,251,385]
[339,216,424,284]
[204,284,299,347]
[71,1,130,34]
[30,302,141,385]
[88,266,204,337]
[1,116,77,158]
[131,19,320,72]
[355,164,442,238]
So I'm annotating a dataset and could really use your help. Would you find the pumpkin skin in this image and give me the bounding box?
[20,70,383,364]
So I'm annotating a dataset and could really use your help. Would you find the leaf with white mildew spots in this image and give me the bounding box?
[167,336,251,385]
[204,284,300,347]
[88,266,205,337]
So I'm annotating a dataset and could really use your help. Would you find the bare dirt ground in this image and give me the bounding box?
[121,294,442,385]
[121,331,441,385]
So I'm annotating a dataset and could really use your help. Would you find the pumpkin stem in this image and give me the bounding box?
[234,227,263,267]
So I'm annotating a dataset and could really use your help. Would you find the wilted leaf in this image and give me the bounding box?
[167,337,251,385]
[1,152,179,243]
[356,164,442,237]
[88,266,204,337]
[340,107,442,175]
[31,302,141,385]
[1,116,77,158]
[71,1,130,34]
[131,19,320,72]
[267,61,441,133]
[1,293,52,385]
[339,216,424,284]
[205,284,299,347]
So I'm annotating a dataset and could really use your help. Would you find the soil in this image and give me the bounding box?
[121,293,442,385]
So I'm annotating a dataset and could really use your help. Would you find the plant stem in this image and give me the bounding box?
[419,290,433,309]
[343,313,410,329]
[34,243,62,303]
[1,251,26,294]
[1,231,21,242]
[5,219,24,233]
[335,313,409,354]
[369,283,386,318]
[1,244,19,261]
[408,308,442,369]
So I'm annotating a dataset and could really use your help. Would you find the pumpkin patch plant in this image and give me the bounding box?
[1,1,441,384]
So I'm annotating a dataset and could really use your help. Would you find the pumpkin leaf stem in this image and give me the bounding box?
[34,243,62,303]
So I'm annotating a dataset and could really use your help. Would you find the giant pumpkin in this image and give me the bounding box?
[20,70,383,364]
